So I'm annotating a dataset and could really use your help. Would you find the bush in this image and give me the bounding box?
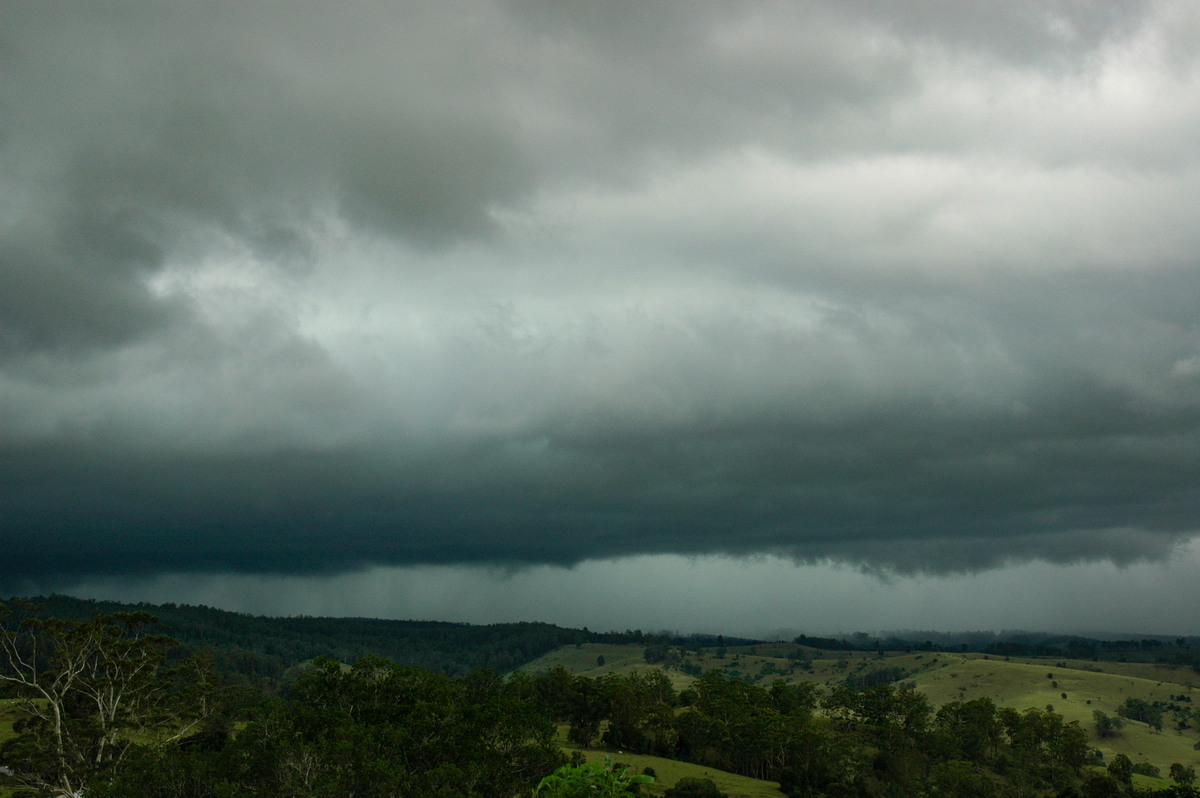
[534,759,654,797]
[644,645,669,664]
[663,776,727,797]
[1131,762,1161,778]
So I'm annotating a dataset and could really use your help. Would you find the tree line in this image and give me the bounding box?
[12,594,630,681]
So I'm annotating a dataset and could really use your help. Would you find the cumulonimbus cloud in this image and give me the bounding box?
[3,1,1200,584]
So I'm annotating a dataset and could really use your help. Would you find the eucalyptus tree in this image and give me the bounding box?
[0,601,213,798]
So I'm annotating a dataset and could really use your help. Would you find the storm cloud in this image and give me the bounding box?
[3,1,1200,593]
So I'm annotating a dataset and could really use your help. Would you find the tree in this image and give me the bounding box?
[823,682,930,737]
[1170,763,1197,786]
[1093,709,1124,738]
[1117,696,1165,731]
[934,698,1001,761]
[566,675,606,749]
[1131,762,1160,778]
[1053,720,1092,774]
[928,760,997,797]
[643,644,669,663]
[535,665,580,721]
[1107,753,1133,788]
[0,601,212,798]
[1081,771,1122,798]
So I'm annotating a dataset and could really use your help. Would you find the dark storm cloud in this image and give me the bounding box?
[0,1,529,353]
[3,1,1200,585]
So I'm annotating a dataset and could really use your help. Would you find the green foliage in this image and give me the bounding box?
[602,670,676,754]
[94,656,563,798]
[823,681,931,735]
[1118,696,1166,731]
[1082,770,1123,798]
[927,759,997,797]
[10,602,1196,798]
[1093,709,1125,738]
[565,673,606,749]
[933,698,1001,761]
[643,644,669,664]
[534,759,653,797]
[13,594,612,682]
[843,665,907,689]
[662,775,727,797]
[0,601,214,797]
[1171,763,1198,786]
[1107,752,1133,786]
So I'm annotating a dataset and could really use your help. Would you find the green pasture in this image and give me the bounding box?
[907,654,1200,772]
[555,723,785,798]
[0,700,24,798]
[0,698,20,743]
[571,749,785,798]
[526,643,1200,777]
[519,643,651,677]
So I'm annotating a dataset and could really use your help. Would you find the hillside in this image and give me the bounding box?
[522,643,1200,776]
[910,653,1200,773]
[5,598,1200,795]
[571,748,785,798]
[2,595,614,680]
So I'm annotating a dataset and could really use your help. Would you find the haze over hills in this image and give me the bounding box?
[8,595,1199,677]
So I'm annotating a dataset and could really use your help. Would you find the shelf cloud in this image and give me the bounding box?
[3,1,1200,612]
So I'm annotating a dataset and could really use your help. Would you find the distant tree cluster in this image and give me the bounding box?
[11,594,653,686]
[1118,696,1167,731]
[1093,709,1125,738]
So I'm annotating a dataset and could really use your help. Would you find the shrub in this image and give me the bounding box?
[534,759,654,797]
[663,776,727,797]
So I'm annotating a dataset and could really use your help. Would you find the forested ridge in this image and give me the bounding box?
[8,595,638,681]
[16,596,1199,679]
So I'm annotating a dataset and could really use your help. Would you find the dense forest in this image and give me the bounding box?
[3,599,1199,797]
[13,594,610,679]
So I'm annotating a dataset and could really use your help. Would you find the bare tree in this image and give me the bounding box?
[0,601,212,797]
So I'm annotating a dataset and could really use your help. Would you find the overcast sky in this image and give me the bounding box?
[3,1,1200,637]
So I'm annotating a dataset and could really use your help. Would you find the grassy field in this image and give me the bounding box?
[0,700,24,798]
[0,699,20,742]
[520,643,653,678]
[554,724,785,797]
[571,748,785,798]
[518,642,873,691]
[522,644,1200,776]
[905,653,1200,772]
